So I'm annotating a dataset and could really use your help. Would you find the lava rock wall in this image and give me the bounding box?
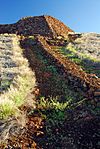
[0,16,73,37]
[45,16,73,37]
[35,35,100,99]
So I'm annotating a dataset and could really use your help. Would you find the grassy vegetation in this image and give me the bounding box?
[29,95,99,148]
[0,73,35,119]
[67,44,100,62]
[0,36,36,119]
[0,98,17,119]
[54,44,100,76]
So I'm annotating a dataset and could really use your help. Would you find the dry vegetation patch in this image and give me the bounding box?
[0,34,37,144]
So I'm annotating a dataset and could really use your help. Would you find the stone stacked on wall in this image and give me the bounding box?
[0,16,73,37]
[34,35,100,99]
[16,16,53,36]
[0,24,15,34]
[45,16,73,37]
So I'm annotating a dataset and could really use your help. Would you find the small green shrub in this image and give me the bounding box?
[38,96,70,110]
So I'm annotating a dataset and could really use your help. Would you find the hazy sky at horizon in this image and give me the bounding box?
[0,0,100,33]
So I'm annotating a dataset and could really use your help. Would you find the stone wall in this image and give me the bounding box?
[45,16,73,37]
[35,36,100,99]
[16,16,53,36]
[0,16,73,37]
[0,24,15,34]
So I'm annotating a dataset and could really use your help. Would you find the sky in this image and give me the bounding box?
[0,0,100,33]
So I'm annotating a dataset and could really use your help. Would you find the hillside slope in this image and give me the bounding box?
[0,34,37,145]
[0,16,100,149]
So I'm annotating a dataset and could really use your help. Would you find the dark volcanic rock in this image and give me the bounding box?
[0,15,73,37]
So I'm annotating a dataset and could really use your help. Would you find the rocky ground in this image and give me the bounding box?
[0,21,100,148]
